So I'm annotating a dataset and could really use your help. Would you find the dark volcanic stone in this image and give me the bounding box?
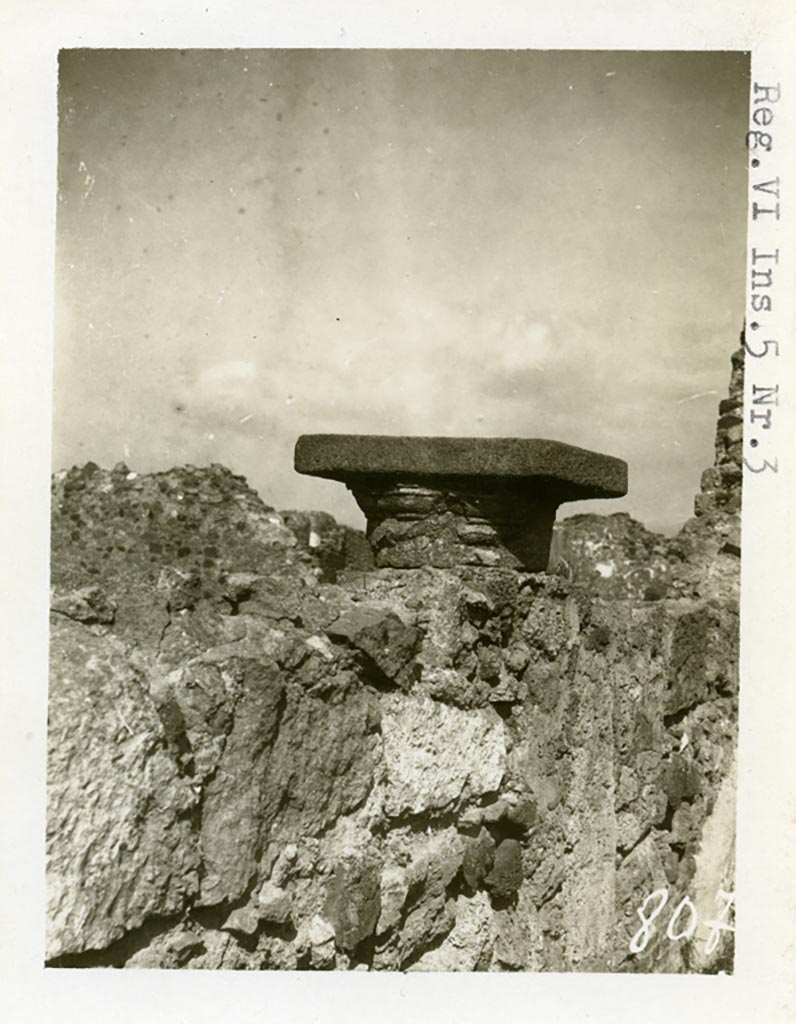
[326,607,420,689]
[50,462,301,646]
[692,341,745,520]
[666,603,737,715]
[280,509,375,578]
[198,661,287,906]
[295,434,627,499]
[550,512,675,600]
[323,853,382,950]
[50,584,117,624]
[506,796,539,833]
[661,754,702,809]
[462,827,496,890]
[484,839,524,900]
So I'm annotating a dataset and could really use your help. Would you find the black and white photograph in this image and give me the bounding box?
[5,3,796,1020]
[44,47,750,974]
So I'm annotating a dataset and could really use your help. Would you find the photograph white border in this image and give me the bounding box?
[1,2,794,1021]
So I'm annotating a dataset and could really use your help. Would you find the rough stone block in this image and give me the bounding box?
[462,828,497,890]
[47,619,200,959]
[484,839,524,900]
[323,853,382,950]
[326,606,420,689]
[380,694,507,817]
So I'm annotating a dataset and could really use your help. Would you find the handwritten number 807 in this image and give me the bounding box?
[629,889,735,955]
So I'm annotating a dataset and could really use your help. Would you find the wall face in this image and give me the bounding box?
[45,354,742,973]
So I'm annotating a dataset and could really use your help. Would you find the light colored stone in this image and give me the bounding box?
[377,865,409,934]
[308,914,334,945]
[304,634,335,661]
[307,914,336,968]
[408,892,493,972]
[380,694,506,817]
[616,810,644,852]
[481,798,509,824]
[616,765,640,809]
[221,906,259,937]
[491,887,545,971]
[458,804,485,827]
[46,619,199,960]
[690,753,737,972]
[257,881,292,923]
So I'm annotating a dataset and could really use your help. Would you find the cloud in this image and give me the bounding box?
[173,359,269,427]
[494,316,556,368]
[476,316,561,399]
[198,359,258,388]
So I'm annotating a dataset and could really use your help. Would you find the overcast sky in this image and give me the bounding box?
[54,49,750,532]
